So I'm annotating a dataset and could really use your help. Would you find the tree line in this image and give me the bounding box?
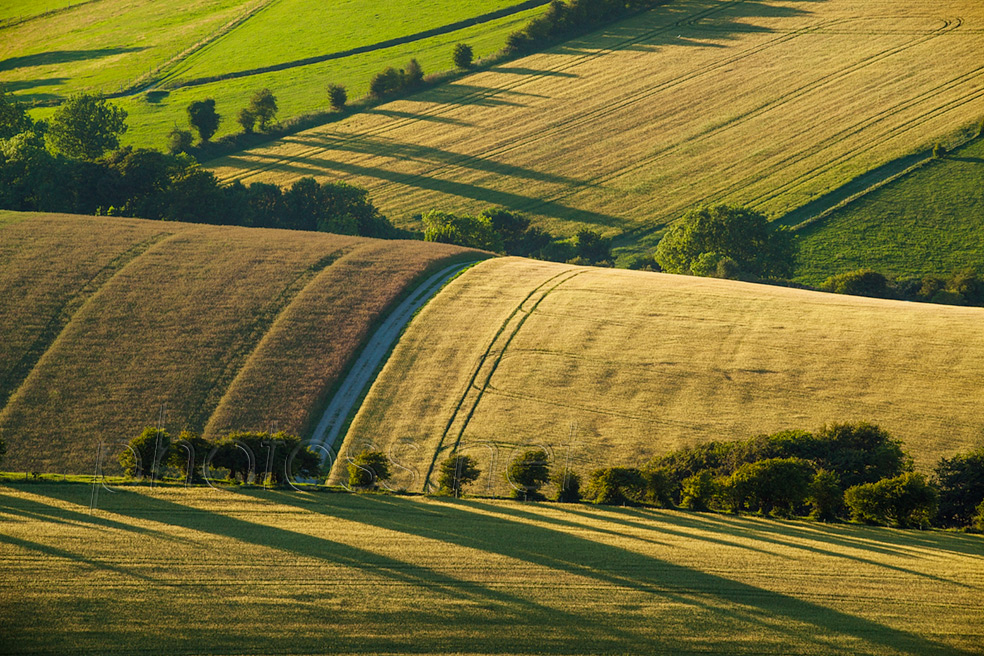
[346,422,984,532]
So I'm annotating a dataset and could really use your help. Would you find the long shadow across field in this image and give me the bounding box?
[264,490,975,655]
[0,47,145,72]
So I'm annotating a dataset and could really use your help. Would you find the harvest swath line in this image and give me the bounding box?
[421,268,579,488]
[0,231,171,408]
[741,64,984,212]
[214,0,747,186]
[534,14,970,220]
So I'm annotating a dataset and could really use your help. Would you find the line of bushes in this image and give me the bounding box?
[118,427,323,485]
[819,268,984,307]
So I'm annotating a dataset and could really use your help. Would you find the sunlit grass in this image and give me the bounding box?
[1,483,980,655]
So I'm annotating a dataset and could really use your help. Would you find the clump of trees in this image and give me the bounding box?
[654,204,796,280]
[119,428,322,485]
[504,0,660,55]
[47,92,128,160]
[420,207,612,264]
[820,268,984,307]
[369,60,424,99]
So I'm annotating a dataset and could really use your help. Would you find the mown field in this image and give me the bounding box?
[1,483,981,655]
[0,212,478,473]
[335,258,984,492]
[1,0,548,148]
[210,0,984,245]
[792,133,984,284]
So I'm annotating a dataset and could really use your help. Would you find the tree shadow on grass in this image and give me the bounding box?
[0,47,146,72]
[272,491,975,655]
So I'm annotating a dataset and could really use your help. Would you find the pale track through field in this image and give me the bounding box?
[214,0,752,185]
[421,268,581,489]
[214,2,984,228]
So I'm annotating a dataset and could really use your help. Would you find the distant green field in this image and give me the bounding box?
[793,135,984,284]
[0,0,548,149]
[1,484,981,655]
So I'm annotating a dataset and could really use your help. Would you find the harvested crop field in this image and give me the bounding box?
[211,0,984,242]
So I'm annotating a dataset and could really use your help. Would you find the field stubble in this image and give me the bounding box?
[0,483,981,655]
[210,0,984,242]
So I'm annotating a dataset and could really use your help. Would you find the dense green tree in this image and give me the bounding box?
[506,449,551,500]
[573,228,612,264]
[583,467,645,505]
[404,59,424,87]
[237,108,256,133]
[453,43,474,69]
[552,468,581,503]
[167,127,194,155]
[327,83,347,110]
[422,210,503,251]
[821,269,892,298]
[844,472,938,528]
[808,469,843,521]
[436,454,481,497]
[187,99,220,142]
[813,422,909,489]
[47,93,127,160]
[0,88,33,138]
[348,450,390,488]
[119,427,170,479]
[369,67,405,98]
[680,470,719,511]
[168,431,212,483]
[248,89,278,131]
[655,205,795,279]
[728,457,815,516]
[0,130,62,211]
[934,447,984,527]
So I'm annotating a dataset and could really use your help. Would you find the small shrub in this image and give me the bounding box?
[436,454,481,497]
[932,142,947,158]
[348,450,390,489]
[327,83,347,110]
[452,43,474,69]
[506,449,550,500]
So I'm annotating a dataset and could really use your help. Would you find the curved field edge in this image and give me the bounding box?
[1,484,981,655]
[0,212,478,473]
[209,0,984,245]
[335,258,984,493]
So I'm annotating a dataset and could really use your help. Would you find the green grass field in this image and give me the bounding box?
[336,257,984,492]
[1,483,981,655]
[0,212,477,473]
[792,134,984,284]
[1,0,548,148]
[210,0,984,246]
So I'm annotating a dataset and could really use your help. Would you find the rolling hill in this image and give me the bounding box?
[0,211,479,473]
[334,257,984,492]
[209,0,984,249]
[1,0,550,148]
[1,484,980,655]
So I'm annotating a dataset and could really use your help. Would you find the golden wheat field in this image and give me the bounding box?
[334,258,984,493]
[1,483,981,655]
[209,0,984,241]
[0,212,476,473]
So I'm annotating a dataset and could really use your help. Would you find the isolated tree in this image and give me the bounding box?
[437,454,481,497]
[655,204,795,279]
[248,88,278,131]
[506,449,551,500]
[404,58,424,87]
[167,127,194,155]
[187,99,220,142]
[327,83,347,110]
[119,427,171,479]
[0,87,33,138]
[348,449,390,488]
[47,93,128,160]
[237,108,256,133]
[452,43,474,69]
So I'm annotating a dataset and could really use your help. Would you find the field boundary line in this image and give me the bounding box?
[0,231,173,413]
[421,267,581,490]
[0,0,104,31]
[310,259,482,463]
[169,0,553,91]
